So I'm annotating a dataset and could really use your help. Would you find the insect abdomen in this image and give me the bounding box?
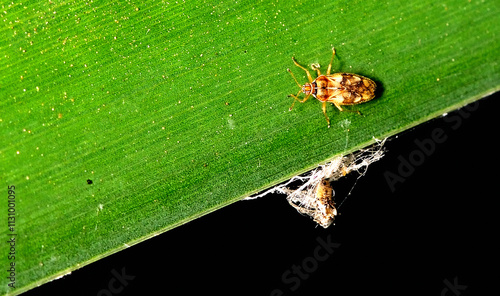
[334,73,376,105]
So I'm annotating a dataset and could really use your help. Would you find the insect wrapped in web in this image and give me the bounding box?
[285,177,337,228]
[282,140,386,228]
[243,139,386,228]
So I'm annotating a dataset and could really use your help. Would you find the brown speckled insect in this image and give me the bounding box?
[287,47,377,128]
[287,178,338,228]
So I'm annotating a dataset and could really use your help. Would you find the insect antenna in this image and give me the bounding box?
[287,68,303,88]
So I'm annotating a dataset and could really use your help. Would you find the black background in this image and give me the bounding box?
[26,92,498,296]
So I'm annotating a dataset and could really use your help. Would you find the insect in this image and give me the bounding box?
[245,138,386,228]
[287,178,338,228]
[287,47,377,127]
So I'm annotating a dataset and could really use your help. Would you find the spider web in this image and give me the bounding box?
[244,138,386,227]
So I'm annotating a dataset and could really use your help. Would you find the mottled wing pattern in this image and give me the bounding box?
[314,73,376,105]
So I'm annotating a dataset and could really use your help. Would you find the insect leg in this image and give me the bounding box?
[327,47,336,76]
[291,57,314,82]
[334,103,362,115]
[332,102,344,112]
[288,92,311,111]
[287,68,304,88]
[322,102,331,128]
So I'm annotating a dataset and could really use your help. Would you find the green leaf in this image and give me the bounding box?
[1,0,499,294]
